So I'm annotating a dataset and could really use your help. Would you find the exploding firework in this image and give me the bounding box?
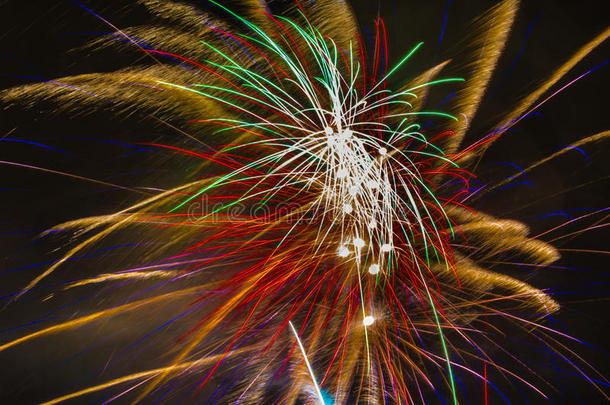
[0,1,608,404]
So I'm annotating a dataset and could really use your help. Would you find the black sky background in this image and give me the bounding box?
[0,1,608,403]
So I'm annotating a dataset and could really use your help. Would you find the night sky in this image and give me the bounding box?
[1,1,608,403]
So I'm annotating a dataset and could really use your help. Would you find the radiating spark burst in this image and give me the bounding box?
[0,1,609,404]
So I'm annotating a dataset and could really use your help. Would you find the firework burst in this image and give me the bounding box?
[0,1,608,404]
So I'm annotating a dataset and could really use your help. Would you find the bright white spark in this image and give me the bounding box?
[353,237,365,249]
[336,168,348,178]
[363,316,375,326]
[367,180,379,189]
[368,264,380,275]
[340,128,353,139]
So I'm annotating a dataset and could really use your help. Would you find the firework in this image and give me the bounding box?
[0,1,608,404]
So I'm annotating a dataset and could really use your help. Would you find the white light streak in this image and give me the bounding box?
[288,321,326,405]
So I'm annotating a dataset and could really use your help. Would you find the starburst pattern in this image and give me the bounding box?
[1,1,609,404]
